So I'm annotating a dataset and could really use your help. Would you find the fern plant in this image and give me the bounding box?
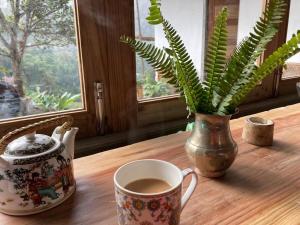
[121,0,300,115]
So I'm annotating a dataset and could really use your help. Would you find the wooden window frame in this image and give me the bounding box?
[1,0,298,146]
[77,0,298,154]
[0,0,138,139]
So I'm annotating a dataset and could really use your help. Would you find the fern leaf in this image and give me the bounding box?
[146,0,163,25]
[218,31,300,114]
[213,38,250,99]
[216,0,286,114]
[203,7,228,113]
[120,35,182,93]
[162,20,203,113]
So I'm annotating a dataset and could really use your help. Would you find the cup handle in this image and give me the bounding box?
[181,168,198,211]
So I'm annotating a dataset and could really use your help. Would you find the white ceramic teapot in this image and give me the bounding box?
[0,116,78,215]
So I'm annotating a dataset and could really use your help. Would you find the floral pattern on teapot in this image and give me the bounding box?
[0,154,74,209]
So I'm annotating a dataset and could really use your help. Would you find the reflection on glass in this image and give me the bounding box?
[282,0,300,79]
[0,0,82,120]
[135,0,206,100]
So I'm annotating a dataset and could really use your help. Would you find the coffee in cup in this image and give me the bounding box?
[124,178,172,193]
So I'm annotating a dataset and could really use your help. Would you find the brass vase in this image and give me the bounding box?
[185,113,237,178]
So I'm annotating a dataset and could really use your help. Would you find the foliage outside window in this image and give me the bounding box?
[0,0,82,120]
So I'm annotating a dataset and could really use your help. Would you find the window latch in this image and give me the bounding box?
[94,82,105,135]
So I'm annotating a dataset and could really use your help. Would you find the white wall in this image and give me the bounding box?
[286,0,300,62]
[154,0,206,78]
[237,0,262,43]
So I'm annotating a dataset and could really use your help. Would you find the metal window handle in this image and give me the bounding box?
[94,82,105,135]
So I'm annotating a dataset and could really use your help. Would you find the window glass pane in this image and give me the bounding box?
[0,0,82,120]
[237,0,262,44]
[135,0,206,100]
[237,0,263,83]
[282,0,300,79]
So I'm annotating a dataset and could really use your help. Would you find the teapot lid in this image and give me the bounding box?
[4,132,57,157]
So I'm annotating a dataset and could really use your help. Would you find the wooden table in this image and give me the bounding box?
[1,104,300,225]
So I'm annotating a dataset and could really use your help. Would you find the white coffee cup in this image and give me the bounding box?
[114,159,198,225]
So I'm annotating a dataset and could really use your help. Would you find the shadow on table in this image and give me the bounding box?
[268,139,298,155]
[215,163,296,194]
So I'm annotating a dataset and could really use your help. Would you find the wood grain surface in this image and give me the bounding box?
[0,104,300,225]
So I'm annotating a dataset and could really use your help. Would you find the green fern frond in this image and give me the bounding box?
[218,31,300,114]
[203,7,228,113]
[214,38,250,99]
[216,0,286,114]
[120,35,181,92]
[120,36,173,78]
[146,0,163,25]
[162,19,203,113]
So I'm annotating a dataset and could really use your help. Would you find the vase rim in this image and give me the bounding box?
[194,108,239,118]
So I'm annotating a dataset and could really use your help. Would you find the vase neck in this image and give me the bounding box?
[194,113,231,127]
[189,113,235,150]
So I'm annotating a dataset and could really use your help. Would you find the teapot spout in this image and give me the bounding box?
[52,126,78,159]
[61,127,79,159]
[0,156,9,169]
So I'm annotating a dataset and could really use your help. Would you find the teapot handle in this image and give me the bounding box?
[0,115,73,154]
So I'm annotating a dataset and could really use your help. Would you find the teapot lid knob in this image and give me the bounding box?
[25,132,36,141]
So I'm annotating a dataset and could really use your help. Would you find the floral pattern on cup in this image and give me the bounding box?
[115,187,181,225]
[114,160,198,225]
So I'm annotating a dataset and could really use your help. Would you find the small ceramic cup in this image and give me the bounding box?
[242,116,274,146]
[114,159,198,225]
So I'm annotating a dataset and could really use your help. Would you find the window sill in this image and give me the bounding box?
[76,94,300,158]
